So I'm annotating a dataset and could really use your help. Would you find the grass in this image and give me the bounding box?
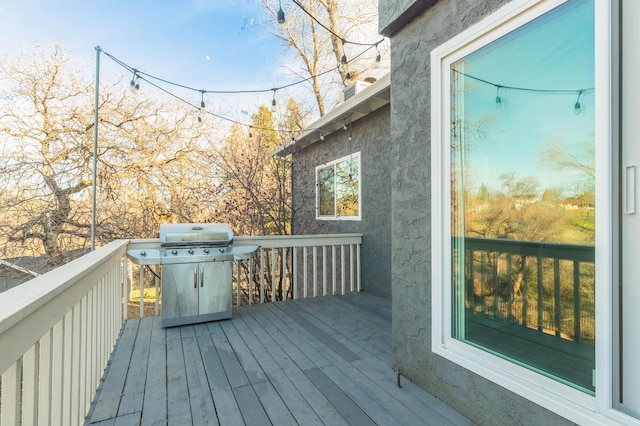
[127,287,160,319]
[129,287,158,303]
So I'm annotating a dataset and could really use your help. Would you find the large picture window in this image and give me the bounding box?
[316,153,361,220]
[432,0,596,402]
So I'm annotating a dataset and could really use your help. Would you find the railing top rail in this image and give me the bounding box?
[461,236,595,262]
[126,234,363,251]
[235,233,363,248]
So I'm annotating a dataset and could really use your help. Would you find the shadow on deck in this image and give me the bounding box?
[85,293,473,425]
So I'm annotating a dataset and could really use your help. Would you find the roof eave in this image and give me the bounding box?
[276,73,390,156]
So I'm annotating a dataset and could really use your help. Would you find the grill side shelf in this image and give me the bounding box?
[127,249,162,265]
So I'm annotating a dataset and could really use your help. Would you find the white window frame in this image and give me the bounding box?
[315,152,362,221]
[430,0,626,424]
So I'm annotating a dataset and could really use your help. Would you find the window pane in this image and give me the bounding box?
[450,0,595,393]
[318,167,335,216]
[336,156,359,217]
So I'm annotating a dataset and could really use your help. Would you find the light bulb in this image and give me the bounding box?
[200,100,205,113]
[319,132,324,141]
[574,90,583,115]
[495,95,503,110]
[277,8,285,29]
[271,98,276,112]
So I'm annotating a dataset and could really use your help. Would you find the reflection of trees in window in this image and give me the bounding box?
[318,167,335,216]
[336,157,359,216]
[466,173,566,242]
[317,154,359,218]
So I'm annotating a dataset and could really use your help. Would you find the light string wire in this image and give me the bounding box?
[452,68,594,96]
[101,41,380,136]
[290,0,385,48]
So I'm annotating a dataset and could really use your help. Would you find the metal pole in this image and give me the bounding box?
[92,46,102,251]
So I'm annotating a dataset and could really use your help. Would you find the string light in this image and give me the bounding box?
[574,89,583,115]
[104,44,380,101]
[341,40,348,65]
[249,126,253,138]
[495,86,503,110]
[343,121,348,131]
[319,132,324,140]
[375,42,381,63]
[452,69,593,114]
[277,0,286,29]
[100,41,385,141]
[129,70,139,92]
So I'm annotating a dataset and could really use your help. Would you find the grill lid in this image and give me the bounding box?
[159,223,233,247]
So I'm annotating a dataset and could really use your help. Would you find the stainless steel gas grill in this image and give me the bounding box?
[127,223,259,328]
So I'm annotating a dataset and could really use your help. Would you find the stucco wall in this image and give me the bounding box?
[388,0,573,424]
[291,105,392,299]
[378,0,438,37]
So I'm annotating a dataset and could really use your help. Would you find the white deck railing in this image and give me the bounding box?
[233,234,362,305]
[128,233,363,316]
[0,240,127,426]
[0,233,362,425]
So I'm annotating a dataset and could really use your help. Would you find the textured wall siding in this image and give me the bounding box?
[291,105,392,299]
[378,0,438,37]
[388,0,572,424]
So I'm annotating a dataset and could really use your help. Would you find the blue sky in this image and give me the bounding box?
[0,0,291,112]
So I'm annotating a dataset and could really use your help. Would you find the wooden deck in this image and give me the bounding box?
[85,293,472,425]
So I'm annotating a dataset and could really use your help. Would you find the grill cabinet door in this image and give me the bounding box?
[199,261,232,315]
[162,262,199,322]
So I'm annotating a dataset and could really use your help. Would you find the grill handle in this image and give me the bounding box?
[194,266,198,288]
[200,266,204,287]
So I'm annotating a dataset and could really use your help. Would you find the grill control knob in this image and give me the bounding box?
[203,248,210,254]
[171,250,178,255]
[219,248,225,253]
[140,250,146,257]
[188,249,194,255]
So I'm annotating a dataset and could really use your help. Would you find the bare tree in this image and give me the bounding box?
[205,101,302,236]
[0,44,213,264]
[260,0,388,116]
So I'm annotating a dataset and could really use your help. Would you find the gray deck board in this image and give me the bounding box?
[88,319,139,423]
[141,317,167,426]
[235,305,348,425]
[85,293,473,425]
[165,327,192,424]
[118,317,152,417]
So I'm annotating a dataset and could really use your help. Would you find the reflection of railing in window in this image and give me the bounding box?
[461,237,595,343]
